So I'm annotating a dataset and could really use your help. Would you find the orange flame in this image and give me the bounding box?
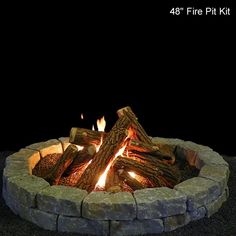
[94,136,103,153]
[97,116,106,132]
[95,143,127,189]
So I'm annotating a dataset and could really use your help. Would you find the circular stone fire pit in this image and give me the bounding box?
[2,137,229,235]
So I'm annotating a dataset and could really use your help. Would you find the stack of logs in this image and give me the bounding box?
[33,106,181,193]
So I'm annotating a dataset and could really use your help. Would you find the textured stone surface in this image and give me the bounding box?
[188,206,206,221]
[196,150,229,168]
[58,137,70,151]
[152,137,185,147]
[5,149,40,171]
[26,139,63,157]
[19,205,58,231]
[37,185,87,216]
[3,164,30,189]
[199,164,230,194]
[182,141,212,152]
[110,219,164,236]
[134,187,187,219]
[82,191,136,220]
[206,190,228,217]
[2,138,230,234]
[3,190,20,215]
[164,213,191,232]
[7,175,49,207]
[58,215,109,235]
[175,141,211,168]
[175,177,221,211]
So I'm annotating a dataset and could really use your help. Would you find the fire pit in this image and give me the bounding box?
[2,107,230,235]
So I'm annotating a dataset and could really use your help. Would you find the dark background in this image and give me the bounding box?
[1,3,234,155]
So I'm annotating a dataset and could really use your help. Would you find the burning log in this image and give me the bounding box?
[117,169,146,190]
[65,144,96,175]
[105,167,122,191]
[127,139,175,164]
[70,127,107,146]
[113,156,180,188]
[59,161,91,186]
[117,106,153,145]
[76,114,132,192]
[33,105,183,193]
[45,144,79,185]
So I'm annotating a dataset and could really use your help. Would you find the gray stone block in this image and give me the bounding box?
[58,215,109,235]
[82,191,136,220]
[3,167,29,192]
[18,205,57,231]
[110,219,164,236]
[5,149,40,170]
[58,137,70,151]
[199,164,230,194]
[152,137,185,147]
[134,187,187,219]
[164,213,191,232]
[182,141,212,152]
[37,185,87,216]
[195,150,228,169]
[3,190,20,215]
[7,175,49,207]
[26,139,63,157]
[175,177,221,211]
[188,206,206,221]
[206,190,227,217]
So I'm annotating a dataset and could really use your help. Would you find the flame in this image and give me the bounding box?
[81,113,84,119]
[92,125,95,131]
[128,171,136,178]
[94,136,103,153]
[95,143,127,189]
[76,145,84,151]
[97,116,106,132]
[84,159,92,168]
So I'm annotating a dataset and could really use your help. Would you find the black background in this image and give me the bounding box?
[1,3,235,155]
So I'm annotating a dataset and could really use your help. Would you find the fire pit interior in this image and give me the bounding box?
[2,106,230,235]
[33,106,198,192]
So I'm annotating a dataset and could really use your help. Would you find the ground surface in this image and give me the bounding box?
[0,151,235,236]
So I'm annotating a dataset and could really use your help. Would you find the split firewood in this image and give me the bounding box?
[117,106,153,145]
[65,144,96,175]
[113,156,180,188]
[76,114,132,192]
[45,144,79,185]
[70,127,107,146]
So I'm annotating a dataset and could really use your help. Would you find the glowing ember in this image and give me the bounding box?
[95,143,127,189]
[83,159,92,169]
[81,113,84,119]
[76,145,84,151]
[97,116,106,132]
[128,171,136,178]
